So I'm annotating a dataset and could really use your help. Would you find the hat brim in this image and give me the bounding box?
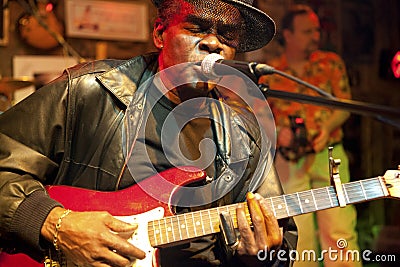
[152,0,276,52]
[224,0,276,52]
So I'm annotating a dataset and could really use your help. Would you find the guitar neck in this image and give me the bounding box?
[148,176,389,248]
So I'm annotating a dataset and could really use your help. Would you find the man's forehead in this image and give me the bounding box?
[294,12,320,27]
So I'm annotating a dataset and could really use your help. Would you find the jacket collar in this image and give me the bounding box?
[96,53,159,107]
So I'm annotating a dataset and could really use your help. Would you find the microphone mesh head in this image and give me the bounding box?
[201,53,224,79]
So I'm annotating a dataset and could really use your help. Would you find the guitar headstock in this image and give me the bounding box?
[382,167,400,199]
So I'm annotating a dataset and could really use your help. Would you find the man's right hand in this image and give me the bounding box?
[41,207,146,267]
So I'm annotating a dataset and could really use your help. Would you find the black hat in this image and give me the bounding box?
[152,0,276,52]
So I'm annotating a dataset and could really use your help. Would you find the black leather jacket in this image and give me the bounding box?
[0,53,296,265]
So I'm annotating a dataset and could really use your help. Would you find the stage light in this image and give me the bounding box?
[391,51,400,78]
[379,49,400,80]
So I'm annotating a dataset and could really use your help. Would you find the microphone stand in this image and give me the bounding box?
[254,68,400,129]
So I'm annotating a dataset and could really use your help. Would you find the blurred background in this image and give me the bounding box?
[0,0,399,265]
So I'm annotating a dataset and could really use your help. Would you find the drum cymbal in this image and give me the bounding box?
[0,77,34,99]
[0,77,33,91]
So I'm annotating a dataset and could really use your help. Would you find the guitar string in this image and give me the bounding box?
[149,176,393,245]
[148,178,384,243]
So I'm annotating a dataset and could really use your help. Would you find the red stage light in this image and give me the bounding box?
[45,3,54,13]
[391,51,400,78]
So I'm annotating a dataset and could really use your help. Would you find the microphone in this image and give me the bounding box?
[201,53,336,99]
[201,53,275,80]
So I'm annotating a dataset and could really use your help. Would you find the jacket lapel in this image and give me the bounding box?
[96,53,159,108]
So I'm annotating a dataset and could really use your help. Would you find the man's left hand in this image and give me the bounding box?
[235,192,283,266]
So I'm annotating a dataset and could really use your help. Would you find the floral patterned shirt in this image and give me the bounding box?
[258,50,351,145]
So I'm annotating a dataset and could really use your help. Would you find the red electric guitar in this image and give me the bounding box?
[0,166,399,267]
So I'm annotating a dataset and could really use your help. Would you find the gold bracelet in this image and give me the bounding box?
[53,209,71,251]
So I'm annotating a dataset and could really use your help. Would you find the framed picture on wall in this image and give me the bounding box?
[0,0,9,46]
[65,0,149,42]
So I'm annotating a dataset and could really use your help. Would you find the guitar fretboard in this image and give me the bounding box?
[148,176,388,248]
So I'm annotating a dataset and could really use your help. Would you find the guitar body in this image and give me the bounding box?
[0,166,207,267]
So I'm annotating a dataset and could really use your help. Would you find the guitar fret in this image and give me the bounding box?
[163,218,170,244]
[170,216,176,242]
[207,209,214,233]
[326,187,334,207]
[268,197,277,217]
[296,192,304,214]
[310,189,318,210]
[191,212,197,237]
[343,182,365,203]
[174,216,181,242]
[199,211,206,235]
[199,210,209,235]
[158,219,163,245]
[365,178,386,198]
[367,180,382,198]
[152,220,159,246]
[284,193,302,217]
[360,181,367,200]
[183,213,190,238]
[230,205,239,226]
[282,195,291,216]
[215,207,221,225]
[176,215,183,241]
[224,206,230,218]
[312,187,334,210]
[226,206,237,226]
[351,178,386,201]
[149,220,154,246]
[197,210,210,235]
[343,184,350,203]
[344,181,365,203]
[211,208,221,233]
[180,214,188,239]
[298,190,315,214]
[215,207,221,221]
[270,197,280,217]
[271,196,288,219]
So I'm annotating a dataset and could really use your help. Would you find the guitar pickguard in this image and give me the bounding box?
[115,207,165,267]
